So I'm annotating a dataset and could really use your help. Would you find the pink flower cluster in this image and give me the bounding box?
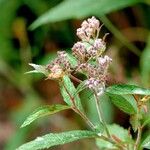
[47,16,112,96]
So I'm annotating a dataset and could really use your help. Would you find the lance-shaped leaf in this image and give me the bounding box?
[107,94,138,115]
[142,135,150,149]
[21,104,70,128]
[60,75,83,111]
[30,0,141,29]
[17,130,97,150]
[106,84,150,95]
[26,63,49,76]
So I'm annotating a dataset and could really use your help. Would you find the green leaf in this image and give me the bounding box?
[129,114,141,132]
[17,130,97,150]
[21,104,70,128]
[142,117,150,127]
[30,0,141,29]
[140,35,150,86]
[66,52,78,68]
[142,134,150,149]
[96,124,132,149]
[107,94,137,115]
[60,75,83,111]
[106,84,150,95]
[26,63,49,76]
[75,80,87,95]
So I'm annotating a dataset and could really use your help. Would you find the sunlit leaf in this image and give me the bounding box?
[30,0,141,29]
[60,75,83,111]
[17,130,97,150]
[106,84,150,95]
[67,53,78,68]
[21,104,70,128]
[107,94,137,115]
[26,63,49,76]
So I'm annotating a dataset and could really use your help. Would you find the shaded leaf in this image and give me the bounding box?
[96,124,132,149]
[142,135,150,149]
[107,94,137,115]
[140,35,150,86]
[106,84,150,95]
[60,75,83,111]
[21,104,70,128]
[30,0,141,29]
[17,130,97,150]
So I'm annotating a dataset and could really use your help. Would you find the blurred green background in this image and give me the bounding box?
[0,0,150,149]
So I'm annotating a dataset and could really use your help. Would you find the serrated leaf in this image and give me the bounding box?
[17,130,97,150]
[30,0,141,29]
[60,75,83,111]
[142,134,150,149]
[106,84,150,95]
[96,124,132,149]
[21,104,70,128]
[107,94,137,115]
[27,63,49,76]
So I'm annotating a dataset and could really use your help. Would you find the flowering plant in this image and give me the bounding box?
[17,17,150,150]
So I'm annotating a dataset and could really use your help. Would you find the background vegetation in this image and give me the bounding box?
[0,0,150,149]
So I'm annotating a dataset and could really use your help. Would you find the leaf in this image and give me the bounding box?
[30,0,141,29]
[142,134,150,149]
[66,52,78,68]
[142,117,150,127]
[74,80,87,96]
[140,35,150,86]
[107,94,137,115]
[26,63,49,76]
[17,130,97,150]
[21,104,70,128]
[129,114,141,132]
[96,124,132,149]
[60,75,83,111]
[106,84,150,95]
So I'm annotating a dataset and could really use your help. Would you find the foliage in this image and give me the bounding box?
[17,14,150,150]
[1,0,150,150]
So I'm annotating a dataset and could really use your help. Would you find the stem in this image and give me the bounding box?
[134,126,142,150]
[97,135,126,150]
[62,82,95,129]
[70,74,82,83]
[73,107,95,130]
[94,91,111,138]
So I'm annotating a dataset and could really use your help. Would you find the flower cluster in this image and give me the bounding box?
[72,16,112,96]
[46,16,112,96]
[46,51,71,79]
